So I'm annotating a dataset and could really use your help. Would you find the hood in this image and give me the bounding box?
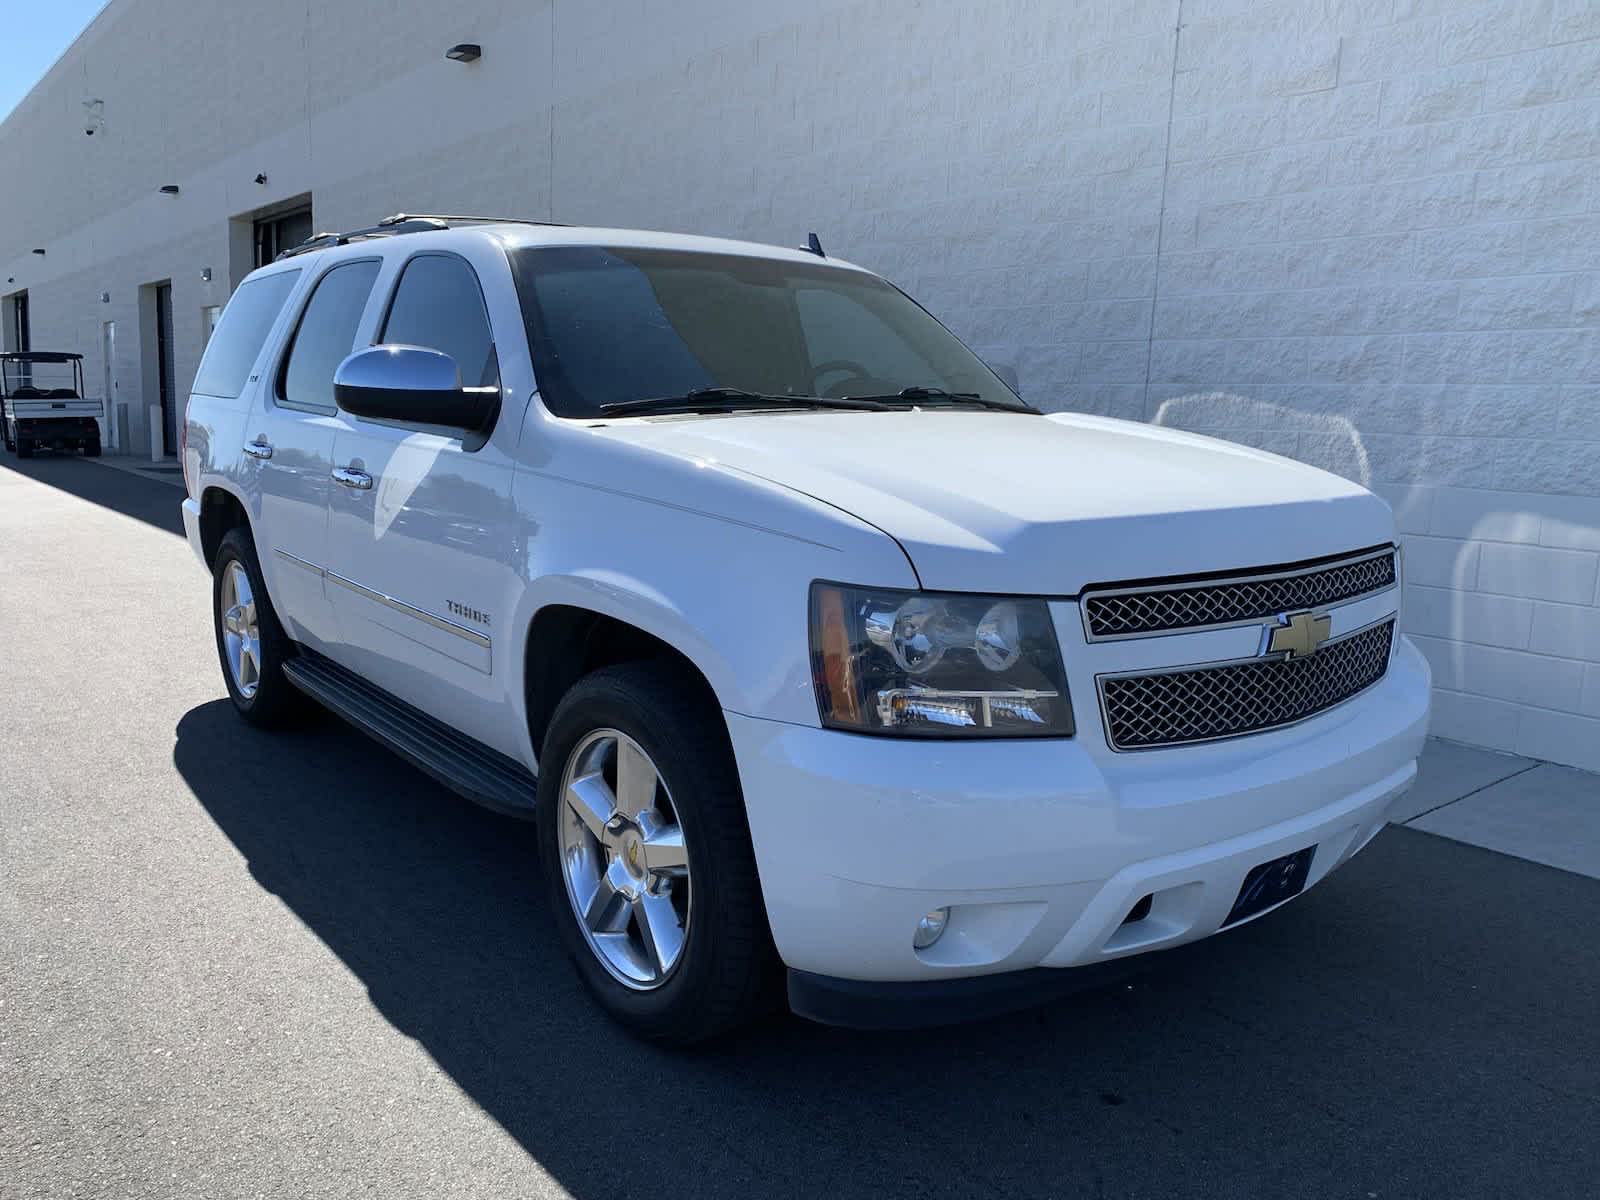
[593,409,1395,594]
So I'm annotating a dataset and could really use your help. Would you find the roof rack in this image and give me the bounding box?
[380,212,568,228]
[275,212,567,260]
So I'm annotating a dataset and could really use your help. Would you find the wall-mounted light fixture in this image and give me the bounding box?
[445,43,481,62]
[100,292,110,303]
[159,184,180,195]
[201,267,212,282]
[31,249,45,256]
[254,172,268,185]
[6,277,14,285]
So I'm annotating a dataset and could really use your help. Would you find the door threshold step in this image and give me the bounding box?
[284,649,537,817]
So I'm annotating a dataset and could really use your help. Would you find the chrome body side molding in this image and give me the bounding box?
[272,548,490,650]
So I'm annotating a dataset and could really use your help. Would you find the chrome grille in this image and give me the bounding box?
[1099,620,1395,750]
[1083,550,1396,639]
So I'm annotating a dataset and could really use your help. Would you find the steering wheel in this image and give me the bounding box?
[811,359,875,398]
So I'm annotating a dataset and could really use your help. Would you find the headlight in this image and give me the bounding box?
[810,583,1073,737]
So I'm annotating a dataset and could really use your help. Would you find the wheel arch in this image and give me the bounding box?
[520,589,735,763]
[197,483,252,568]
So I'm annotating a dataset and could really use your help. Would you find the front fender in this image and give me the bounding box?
[513,570,747,715]
[510,442,918,729]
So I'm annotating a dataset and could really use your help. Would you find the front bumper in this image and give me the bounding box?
[181,496,207,568]
[729,633,1430,997]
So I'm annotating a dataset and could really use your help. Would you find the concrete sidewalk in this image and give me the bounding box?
[86,452,185,487]
[1399,739,1600,880]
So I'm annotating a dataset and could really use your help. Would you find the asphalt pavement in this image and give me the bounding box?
[3,453,1598,1199]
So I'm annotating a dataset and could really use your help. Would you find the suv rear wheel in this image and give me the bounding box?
[212,527,303,727]
[536,663,777,1043]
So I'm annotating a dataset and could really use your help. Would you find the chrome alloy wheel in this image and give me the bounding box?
[220,561,263,700]
[557,729,691,989]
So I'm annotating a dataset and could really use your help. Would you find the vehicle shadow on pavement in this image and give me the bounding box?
[0,453,183,537]
[174,700,1600,1200]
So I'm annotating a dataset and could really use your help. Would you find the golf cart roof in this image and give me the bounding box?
[0,351,82,362]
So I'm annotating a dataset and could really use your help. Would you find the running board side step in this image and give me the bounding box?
[283,650,537,818]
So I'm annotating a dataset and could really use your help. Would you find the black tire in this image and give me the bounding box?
[85,436,102,458]
[16,441,32,459]
[536,662,779,1044]
[212,526,303,727]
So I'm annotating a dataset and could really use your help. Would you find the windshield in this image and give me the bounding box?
[508,245,1027,418]
[2,358,80,398]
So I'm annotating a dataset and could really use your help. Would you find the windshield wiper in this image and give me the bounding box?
[597,388,889,417]
[841,386,1035,412]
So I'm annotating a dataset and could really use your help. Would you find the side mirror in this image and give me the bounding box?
[333,345,497,433]
[988,360,1021,395]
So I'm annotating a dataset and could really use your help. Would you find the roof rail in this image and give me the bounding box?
[379,212,567,228]
[276,212,566,261]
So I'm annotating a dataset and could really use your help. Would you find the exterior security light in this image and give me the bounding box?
[254,173,268,185]
[31,249,45,256]
[100,292,110,303]
[160,184,180,195]
[913,907,950,950]
[445,43,481,62]
[201,268,212,282]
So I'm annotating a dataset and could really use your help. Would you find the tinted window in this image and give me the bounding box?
[507,246,1020,418]
[380,255,499,388]
[191,270,300,398]
[280,260,381,410]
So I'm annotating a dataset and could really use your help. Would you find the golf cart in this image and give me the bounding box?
[2,352,104,458]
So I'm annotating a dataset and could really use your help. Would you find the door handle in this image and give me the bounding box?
[242,440,273,460]
[332,466,373,490]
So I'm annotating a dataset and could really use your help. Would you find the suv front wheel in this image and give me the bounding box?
[211,527,303,727]
[536,663,777,1043]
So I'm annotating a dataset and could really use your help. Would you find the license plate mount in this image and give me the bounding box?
[1223,845,1316,927]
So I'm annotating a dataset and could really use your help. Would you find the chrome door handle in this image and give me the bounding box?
[332,466,373,490]
[242,440,273,460]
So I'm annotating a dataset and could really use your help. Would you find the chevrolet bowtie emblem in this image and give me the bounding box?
[1266,610,1332,659]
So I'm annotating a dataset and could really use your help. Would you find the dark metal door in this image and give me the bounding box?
[12,292,28,352]
[156,283,177,455]
[11,292,31,388]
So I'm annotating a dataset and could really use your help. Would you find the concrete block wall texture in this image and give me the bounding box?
[2,0,1598,770]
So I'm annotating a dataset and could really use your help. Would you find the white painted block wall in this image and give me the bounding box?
[2,0,1598,769]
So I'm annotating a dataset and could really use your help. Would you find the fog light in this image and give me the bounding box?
[913,907,950,950]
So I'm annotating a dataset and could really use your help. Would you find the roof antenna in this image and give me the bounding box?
[804,231,826,257]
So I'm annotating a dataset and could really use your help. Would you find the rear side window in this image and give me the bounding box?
[191,270,300,398]
[380,255,499,388]
[280,260,382,411]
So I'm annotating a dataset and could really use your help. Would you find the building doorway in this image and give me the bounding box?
[4,290,30,388]
[254,206,314,266]
[7,290,28,352]
[155,283,177,455]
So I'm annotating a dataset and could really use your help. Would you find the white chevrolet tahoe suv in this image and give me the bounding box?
[182,214,1430,1042]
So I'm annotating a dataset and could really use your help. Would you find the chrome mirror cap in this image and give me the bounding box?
[333,345,496,435]
[335,344,462,395]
